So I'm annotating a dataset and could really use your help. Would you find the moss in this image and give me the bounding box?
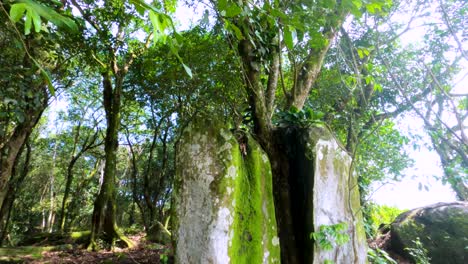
[228,134,280,263]
[173,121,280,263]
[0,245,72,261]
[393,204,468,264]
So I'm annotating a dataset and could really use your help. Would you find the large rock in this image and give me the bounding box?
[278,127,368,263]
[172,120,280,264]
[390,202,468,264]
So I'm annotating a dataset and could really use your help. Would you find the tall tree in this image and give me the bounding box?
[67,0,180,249]
[206,0,393,262]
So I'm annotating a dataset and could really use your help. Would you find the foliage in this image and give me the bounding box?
[310,222,350,251]
[368,247,397,264]
[9,0,77,35]
[363,203,406,237]
[405,237,431,264]
[275,106,325,128]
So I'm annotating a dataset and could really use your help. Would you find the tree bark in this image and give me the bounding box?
[0,100,45,213]
[0,140,31,244]
[87,72,133,250]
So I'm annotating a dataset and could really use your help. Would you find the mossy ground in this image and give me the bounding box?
[0,233,168,263]
[0,246,58,262]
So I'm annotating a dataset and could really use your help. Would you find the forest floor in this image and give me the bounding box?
[0,233,172,264]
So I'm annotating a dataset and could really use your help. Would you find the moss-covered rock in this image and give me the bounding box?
[172,120,280,264]
[390,202,468,264]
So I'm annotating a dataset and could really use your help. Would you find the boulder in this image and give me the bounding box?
[172,120,280,263]
[172,121,367,263]
[390,202,468,264]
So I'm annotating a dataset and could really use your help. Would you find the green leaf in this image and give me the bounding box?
[319,0,336,9]
[30,9,42,33]
[283,26,295,50]
[224,4,242,18]
[182,63,192,78]
[163,0,177,13]
[228,23,244,40]
[218,0,228,11]
[149,11,169,44]
[17,0,78,32]
[40,68,55,96]
[130,0,160,14]
[24,10,32,35]
[374,83,383,92]
[9,3,27,22]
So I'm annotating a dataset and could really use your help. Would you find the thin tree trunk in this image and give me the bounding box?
[0,108,44,211]
[88,72,133,250]
[60,126,100,232]
[47,134,59,233]
[60,157,78,232]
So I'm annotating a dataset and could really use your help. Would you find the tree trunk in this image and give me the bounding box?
[268,144,301,264]
[59,156,78,232]
[0,140,31,244]
[0,117,41,210]
[87,72,133,250]
[236,27,342,264]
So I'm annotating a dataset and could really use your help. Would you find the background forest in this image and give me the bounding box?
[0,0,466,262]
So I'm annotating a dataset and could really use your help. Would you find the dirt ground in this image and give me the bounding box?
[0,234,172,264]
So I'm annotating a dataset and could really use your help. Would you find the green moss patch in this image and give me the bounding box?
[228,134,280,263]
[0,245,71,261]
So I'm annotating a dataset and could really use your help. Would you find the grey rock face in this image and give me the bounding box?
[172,120,280,264]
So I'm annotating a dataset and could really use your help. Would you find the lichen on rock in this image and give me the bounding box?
[172,120,280,264]
[276,126,367,264]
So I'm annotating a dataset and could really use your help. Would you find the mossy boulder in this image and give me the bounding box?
[172,120,280,264]
[390,202,468,264]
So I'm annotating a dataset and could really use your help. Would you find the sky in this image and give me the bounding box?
[369,116,457,209]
